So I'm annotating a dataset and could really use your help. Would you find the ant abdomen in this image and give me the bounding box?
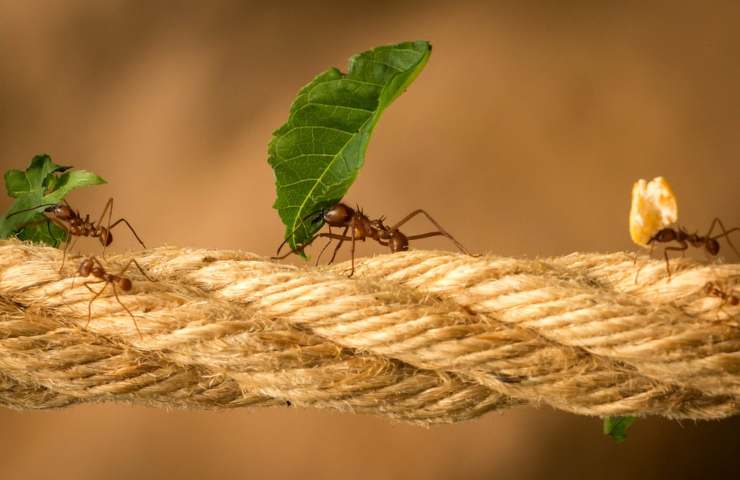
[99,228,113,247]
[707,238,720,256]
[118,277,132,291]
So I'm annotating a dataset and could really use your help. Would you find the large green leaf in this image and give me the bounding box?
[0,154,106,246]
[268,40,432,254]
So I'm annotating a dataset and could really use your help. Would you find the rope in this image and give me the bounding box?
[0,239,737,425]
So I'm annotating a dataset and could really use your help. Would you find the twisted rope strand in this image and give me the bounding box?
[0,240,737,425]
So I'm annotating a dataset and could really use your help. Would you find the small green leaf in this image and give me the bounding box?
[0,155,106,245]
[603,416,636,443]
[268,40,432,254]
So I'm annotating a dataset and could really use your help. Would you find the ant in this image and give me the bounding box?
[273,203,472,276]
[9,198,146,271]
[647,218,739,278]
[74,256,155,337]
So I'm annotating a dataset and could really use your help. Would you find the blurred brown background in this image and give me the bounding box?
[1,1,739,479]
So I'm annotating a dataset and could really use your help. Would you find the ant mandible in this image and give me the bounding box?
[273,203,472,276]
[76,256,155,337]
[647,218,739,278]
[10,198,146,271]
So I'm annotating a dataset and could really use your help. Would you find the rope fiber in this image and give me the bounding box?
[0,239,737,425]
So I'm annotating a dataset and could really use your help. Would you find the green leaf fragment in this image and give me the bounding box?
[4,170,30,197]
[16,220,68,248]
[603,416,636,443]
[268,40,432,254]
[0,154,106,246]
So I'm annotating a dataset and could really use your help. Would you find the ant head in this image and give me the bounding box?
[706,238,720,256]
[78,258,94,276]
[323,203,354,226]
[390,232,409,252]
[47,204,74,220]
[99,229,114,247]
[118,277,132,291]
[650,228,676,244]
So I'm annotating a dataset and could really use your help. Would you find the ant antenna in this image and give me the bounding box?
[273,209,326,257]
[6,203,59,218]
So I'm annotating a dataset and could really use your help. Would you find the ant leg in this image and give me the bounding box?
[273,211,326,257]
[404,231,480,257]
[42,216,72,272]
[349,217,357,277]
[111,283,142,338]
[315,227,352,266]
[273,238,292,258]
[129,259,156,281]
[83,281,108,328]
[389,209,471,255]
[94,198,112,227]
[662,244,688,280]
[271,232,353,261]
[706,218,740,258]
[46,219,57,244]
[82,281,101,294]
[64,236,79,266]
[59,234,78,274]
[405,231,448,241]
[94,198,114,258]
[108,257,156,282]
[315,233,353,240]
[271,235,319,260]
[108,217,147,249]
[327,227,349,265]
[634,243,656,285]
[60,266,85,318]
[315,226,335,266]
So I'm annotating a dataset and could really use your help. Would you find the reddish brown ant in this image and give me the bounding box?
[647,218,739,278]
[273,202,472,276]
[75,256,154,336]
[9,198,145,271]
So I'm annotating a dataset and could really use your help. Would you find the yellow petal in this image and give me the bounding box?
[629,176,678,247]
